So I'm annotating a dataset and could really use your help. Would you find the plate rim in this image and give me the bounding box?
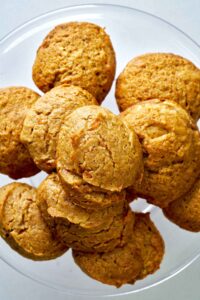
[0,3,200,49]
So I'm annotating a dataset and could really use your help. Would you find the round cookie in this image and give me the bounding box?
[37,173,126,230]
[55,207,134,253]
[121,99,200,207]
[32,22,116,103]
[116,53,200,121]
[0,87,40,179]
[163,177,200,232]
[57,105,143,195]
[20,85,98,172]
[73,212,164,287]
[0,183,68,260]
[133,213,165,279]
[73,242,142,288]
[58,170,126,210]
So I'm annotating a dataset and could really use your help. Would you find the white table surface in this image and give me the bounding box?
[0,0,200,299]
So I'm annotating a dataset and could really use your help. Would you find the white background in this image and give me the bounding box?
[0,0,200,299]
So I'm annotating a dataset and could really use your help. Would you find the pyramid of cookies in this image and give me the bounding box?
[0,21,200,288]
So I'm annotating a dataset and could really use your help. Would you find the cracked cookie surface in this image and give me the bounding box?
[32,22,116,103]
[121,99,200,207]
[58,170,126,210]
[37,173,126,230]
[0,183,68,260]
[73,239,142,288]
[56,207,134,253]
[0,87,40,179]
[116,53,200,121]
[20,85,97,172]
[57,105,143,199]
[163,177,200,232]
[73,212,164,287]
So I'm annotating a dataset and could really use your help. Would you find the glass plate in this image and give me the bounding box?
[0,4,200,297]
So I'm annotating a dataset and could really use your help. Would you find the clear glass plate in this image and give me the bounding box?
[0,4,200,297]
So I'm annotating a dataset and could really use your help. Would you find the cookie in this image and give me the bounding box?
[0,87,40,179]
[32,22,116,103]
[37,173,126,230]
[72,212,164,287]
[133,213,165,279]
[121,99,200,207]
[73,241,142,288]
[20,85,98,172]
[57,105,143,197]
[0,183,68,260]
[116,53,200,121]
[163,177,200,232]
[58,170,126,210]
[56,207,134,253]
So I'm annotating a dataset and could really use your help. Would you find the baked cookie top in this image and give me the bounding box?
[56,207,134,253]
[37,173,126,230]
[116,53,200,121]
[20,85,97,172]
[57,105,143,194]
[121,99,200,207]
[72,212,164,287]
[58,170,126,210]
[0,86,40,179]
[0,183,68,260]
[32,22,116,103]
[73,239,142,288]
[163,177,200,232]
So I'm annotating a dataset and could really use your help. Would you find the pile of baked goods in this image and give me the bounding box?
[0,21,199,288]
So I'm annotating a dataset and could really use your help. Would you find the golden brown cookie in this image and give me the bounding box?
[32,22,116,103]
[57,105,143,198]
[116,53,200,121]
[56,207,134,253]
[73,212,164,287]
[0,87,40,179]
[58,170,126,210]
[163,177,200,232]
[20,85,98,172]
[121,99,200,207]
[133,213,165,279]
[37,173,126,230]
[73,242,142,288]
[0,183,68,260]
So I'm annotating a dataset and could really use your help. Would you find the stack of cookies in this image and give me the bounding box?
[116,52,200,225]
[0,21,199,288]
